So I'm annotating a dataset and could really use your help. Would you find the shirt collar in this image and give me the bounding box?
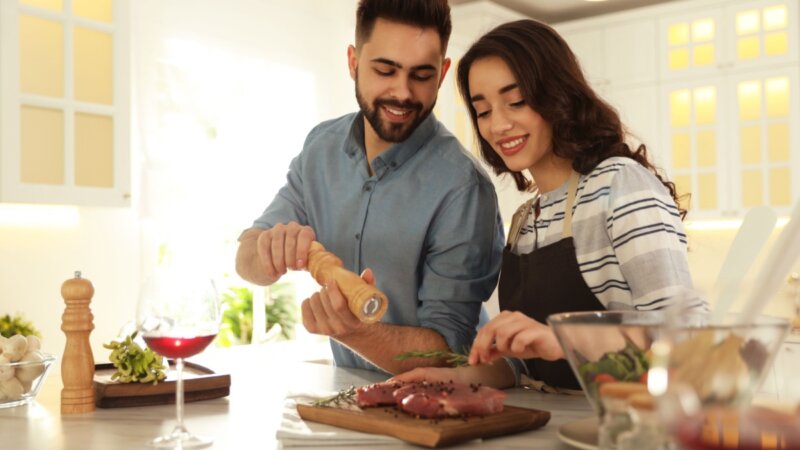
[345,112,438,179]
[537,175,572,208]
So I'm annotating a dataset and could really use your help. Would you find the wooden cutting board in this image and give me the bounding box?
[93,361,230,408]
[297,403,551,448]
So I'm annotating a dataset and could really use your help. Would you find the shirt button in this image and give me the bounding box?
[390,161,397,168]
[364,185,372,192]
[355,233,361,240]
[542,194,548,201]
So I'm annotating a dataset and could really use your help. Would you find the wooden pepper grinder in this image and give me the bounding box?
[306,241,388,323]
[60,271,96,414]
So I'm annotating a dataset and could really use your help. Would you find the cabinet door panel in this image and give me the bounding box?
[726,0,799,70]
[559,28,607,89]
[729,68,799,215]
[661,78,730,217]
[660,7,725,81]
[604,19,658,86]
[604,85,660,164]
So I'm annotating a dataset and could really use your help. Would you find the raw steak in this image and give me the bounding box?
[355,381,405,407]
[395,381,507,418]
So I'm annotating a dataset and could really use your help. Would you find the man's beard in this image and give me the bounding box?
[355,74,436,143]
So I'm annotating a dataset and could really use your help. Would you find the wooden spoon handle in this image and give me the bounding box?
[306,241,387,323]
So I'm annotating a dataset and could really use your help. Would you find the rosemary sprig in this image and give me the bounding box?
[312,385,357,407]
[395,350,469,367]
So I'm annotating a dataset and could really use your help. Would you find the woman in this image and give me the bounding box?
[394,19,702,391]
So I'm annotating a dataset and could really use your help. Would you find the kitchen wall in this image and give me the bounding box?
[0,0,359,359]
[1,0,797,366]
[0,207,140,360]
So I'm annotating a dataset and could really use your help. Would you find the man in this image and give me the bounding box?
[236,0,503,374]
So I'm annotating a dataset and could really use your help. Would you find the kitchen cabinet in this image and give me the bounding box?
[661,76,729,217]
[603,84,662,166]
[558,18,659,92]
[660,0,798,81]
[658,5,723,81]
[0,0,131,206]
[661,0,800,218]
[557,0,800,218]
[556,27,607,90]
[659,0,800,217]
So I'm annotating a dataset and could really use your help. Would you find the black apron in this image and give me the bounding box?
[499,172,606,390]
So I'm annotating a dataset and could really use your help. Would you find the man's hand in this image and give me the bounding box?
[390,366,468,384]
[390,362,516,390]
[255,222,316,283]
[468,311,564,365]
[301,269,375,337]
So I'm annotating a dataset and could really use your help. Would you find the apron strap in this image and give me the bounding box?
[508,172,580,249]
[507,192,538,253]
[561,171,581,239]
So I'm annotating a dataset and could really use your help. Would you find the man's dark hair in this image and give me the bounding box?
[355,0,451,54]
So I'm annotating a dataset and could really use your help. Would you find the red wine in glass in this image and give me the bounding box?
[143,334,217,359]
[137,268,220,449]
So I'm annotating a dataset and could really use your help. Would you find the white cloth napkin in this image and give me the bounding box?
[276,391,402,447]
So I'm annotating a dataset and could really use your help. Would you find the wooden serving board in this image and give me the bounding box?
[297,403,551,448]
[93,361,231,408]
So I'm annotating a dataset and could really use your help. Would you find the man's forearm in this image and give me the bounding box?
[336,323,453,374]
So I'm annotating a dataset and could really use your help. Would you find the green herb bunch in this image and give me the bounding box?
[395,350,469,367]
[218,282,298,346]
[103,332,167,384]
[0,313,41,338]
[312,385,357,407]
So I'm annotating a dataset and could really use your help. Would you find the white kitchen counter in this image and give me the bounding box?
[0,342,592,449]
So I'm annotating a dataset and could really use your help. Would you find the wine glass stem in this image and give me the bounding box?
[175,357,186,433]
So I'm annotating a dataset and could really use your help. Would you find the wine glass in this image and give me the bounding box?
[137,266,220,449]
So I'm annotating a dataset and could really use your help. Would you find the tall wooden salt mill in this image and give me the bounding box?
[60,271,96,413]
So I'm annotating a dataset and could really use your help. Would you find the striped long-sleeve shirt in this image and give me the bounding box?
[514,156,703,311]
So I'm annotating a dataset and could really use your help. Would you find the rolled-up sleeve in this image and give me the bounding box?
[417,177,504,353]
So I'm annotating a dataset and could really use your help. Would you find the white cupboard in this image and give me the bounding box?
[558,0,800,218]
[0,0,131,206]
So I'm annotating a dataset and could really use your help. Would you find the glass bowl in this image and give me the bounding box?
[0,353,56,408]
[547,310,790,416]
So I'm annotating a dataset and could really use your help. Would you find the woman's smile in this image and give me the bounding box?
[496,134,528,157]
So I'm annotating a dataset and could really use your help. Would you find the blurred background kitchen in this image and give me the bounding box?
[0,0,798,397]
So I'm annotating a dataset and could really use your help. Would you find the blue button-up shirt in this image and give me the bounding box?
[251,112,504,371]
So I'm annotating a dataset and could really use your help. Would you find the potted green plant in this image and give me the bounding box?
[217,281,297,346]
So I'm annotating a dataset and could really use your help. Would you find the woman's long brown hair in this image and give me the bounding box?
[457,19,687,219]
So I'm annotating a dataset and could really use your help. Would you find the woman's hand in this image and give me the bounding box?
[468,311,564,365]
